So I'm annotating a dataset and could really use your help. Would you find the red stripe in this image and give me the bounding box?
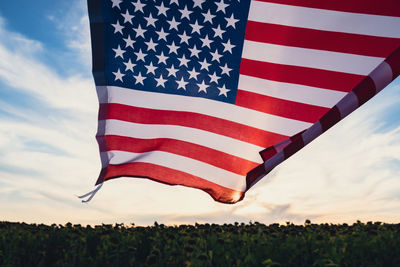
[386,47,400,79]
[319,106,342,132]
[254,0,400,17]
[101,103,288,148]
[236,90,329,123]
[102,135,259,175]
[246,164,266,190]
[104,163,245,204]
[283,134,305,159]
[259,130,305,161]
[352,76,377,105]
[245,21,400,58]
[240,58,365,92]
[259,146,277,162]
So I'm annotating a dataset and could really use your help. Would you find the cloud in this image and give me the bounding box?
[48,0,92,68]
[0,10,103,224]
[67,15,92,66]
[243,82,400,224]
[0,35,96,113]
[0,17,43,54]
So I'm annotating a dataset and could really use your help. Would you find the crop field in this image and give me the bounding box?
[0,221,399,266]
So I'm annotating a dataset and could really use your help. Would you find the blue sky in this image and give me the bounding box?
[0,1,399,225]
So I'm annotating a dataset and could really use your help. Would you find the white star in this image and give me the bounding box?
[202,10,215,24]
[218,84,230,97]
[208,72,220,84]
[177,55,190,67]
[166,65,179,77]
[156,51,168,65]
[133,25,146,38]
[198,58,211,71]
[113,45,125,58]
[189,20,203,34]
[123,59,136,72]
[167,41,180,54]
[215,0,228,14]
[123,35,135,48]
[134,49,147,62]
[121,10,134,24]
[156,2,169,17]
[145,62,157,75]
[197,80,209,93]
[156,28,169,41]
[189,45,201,58]
[193,0,206,9]
[111,20,124,34]
[179,6,192,20]
[210,49,222,62]
[155,74,167,87]
[225,14,239,29]
[112,68,124,81]
[213,25,225,39]
[178,31,191,44]
[188,67,200,80]
[111,0,122,9]
[145,38,157,51]
[132,0,146,13]
[222,39,235,53]
[176,77,188,90]
[220,63,232,76]
[170,0,179,5]
[200,34,213,48]
[133,72,146,85]
[167,17,180,31]
[144,14,157,27]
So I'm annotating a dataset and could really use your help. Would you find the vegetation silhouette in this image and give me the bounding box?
[0,220,399,266]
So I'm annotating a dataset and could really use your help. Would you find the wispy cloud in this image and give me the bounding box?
[0,8,102,224]
[242,85,400,224]
[0,17,43,54]
[48,0,92,69]
[0,33,96,113]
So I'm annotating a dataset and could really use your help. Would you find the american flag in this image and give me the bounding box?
[87,0,400,203]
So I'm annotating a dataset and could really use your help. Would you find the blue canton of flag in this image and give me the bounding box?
[101,0,250,104]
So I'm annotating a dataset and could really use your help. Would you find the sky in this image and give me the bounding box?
[0,0,399,226]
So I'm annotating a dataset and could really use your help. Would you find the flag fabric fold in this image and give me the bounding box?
[88,0,400,203]
[249,48,400,190]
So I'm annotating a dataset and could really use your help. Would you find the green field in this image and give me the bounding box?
[1,221,399,266]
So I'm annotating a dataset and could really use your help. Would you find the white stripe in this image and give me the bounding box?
[336,91,359,119]
[242,40,384,75]
[99,86,312,136]
[103,119,264,164]
[273,138,292,152]
[104,150,247,191]
[248,149,286,190]
[238,74,346,108]
[249,1,400,38]
[264,151,285,173]
[302,121,322,145]
[369,61,393,93]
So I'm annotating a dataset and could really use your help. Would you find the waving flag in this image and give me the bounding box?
[87,0,400,203]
